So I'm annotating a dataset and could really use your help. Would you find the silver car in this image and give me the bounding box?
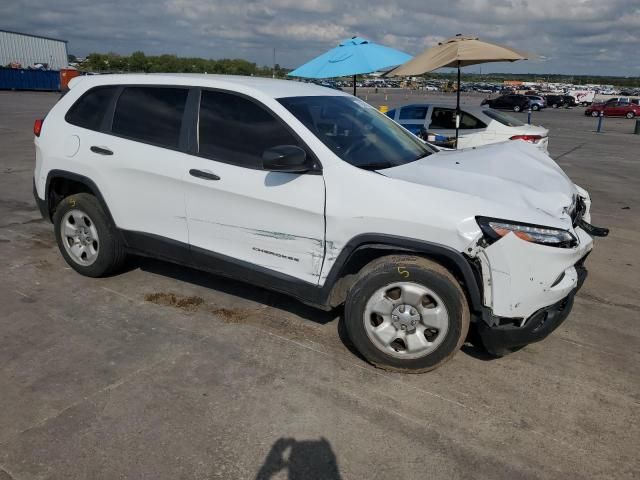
[525,95,547,111]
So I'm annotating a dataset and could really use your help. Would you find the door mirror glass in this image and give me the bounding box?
[262,145,309,173]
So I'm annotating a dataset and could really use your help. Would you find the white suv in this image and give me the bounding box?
[33,74,608,372]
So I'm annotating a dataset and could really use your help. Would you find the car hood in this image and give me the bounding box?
[379,141,577,224]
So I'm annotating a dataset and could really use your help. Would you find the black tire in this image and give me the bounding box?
[53,193,126,277]
[513,105,522,112]
[344,255,470,373]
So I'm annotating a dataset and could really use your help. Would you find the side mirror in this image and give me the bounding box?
[262,145,310,173]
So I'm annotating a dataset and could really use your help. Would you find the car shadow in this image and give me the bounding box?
[131,256,494,365]
[255,437,343,480]
[462,327,497,361]
[133,256,339,326]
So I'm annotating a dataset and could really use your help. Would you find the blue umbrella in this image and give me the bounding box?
[288,36,412,95]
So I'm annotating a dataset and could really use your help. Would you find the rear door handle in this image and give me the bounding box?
[189,169,220,181]
[90,146,113,155]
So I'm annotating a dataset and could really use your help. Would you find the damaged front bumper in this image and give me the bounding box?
[477,258,588,355]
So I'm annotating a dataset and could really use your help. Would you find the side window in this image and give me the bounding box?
[385,108,396,119]
[112,87,188,149]
[399,105,428,120]
[430,108,456,129]
[430,108,486,130]
[65,86,117,131]
[460,113,487,129]
[198,90,301,168]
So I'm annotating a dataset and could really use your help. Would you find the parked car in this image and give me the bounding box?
[545,95,577,109]
[385,104,549,151]
[481,94,530,112]
[596,97,636,106]
[545,95,564,108]
[33,74,607,371]
[525,95,547,111]
[585,101,640,118]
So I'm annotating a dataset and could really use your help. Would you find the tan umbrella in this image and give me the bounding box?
[389,35,531,148]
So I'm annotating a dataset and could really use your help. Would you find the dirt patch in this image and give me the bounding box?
[144,292,204,312]
[143,292,333,349]
[208,307,253,323]
[34,259,54,270]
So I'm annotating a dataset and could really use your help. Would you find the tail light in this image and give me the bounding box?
[34,119,44,137]
[510,134,543,144]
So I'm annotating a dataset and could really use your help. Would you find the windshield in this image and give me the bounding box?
[482,109,525,127]
[279,96,435,170]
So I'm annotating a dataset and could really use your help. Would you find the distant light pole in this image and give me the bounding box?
[272,48,276,79]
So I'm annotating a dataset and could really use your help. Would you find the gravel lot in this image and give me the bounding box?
[1,89,638,480]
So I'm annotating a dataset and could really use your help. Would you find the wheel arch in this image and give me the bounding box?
[45,170,116,227]
[322,234,483,315]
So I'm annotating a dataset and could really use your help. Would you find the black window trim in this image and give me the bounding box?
[65,83,193,153]
[64,83,322,173]
[189,87,322,174]
[63,84,119,133]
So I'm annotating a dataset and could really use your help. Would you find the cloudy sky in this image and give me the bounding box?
[2,0,639,75]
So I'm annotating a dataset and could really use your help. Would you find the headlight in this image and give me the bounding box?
[476,217,577,248]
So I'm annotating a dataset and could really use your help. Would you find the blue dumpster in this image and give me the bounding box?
[0,68,61,91]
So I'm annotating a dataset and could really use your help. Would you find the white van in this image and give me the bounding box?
[566,90,596,106]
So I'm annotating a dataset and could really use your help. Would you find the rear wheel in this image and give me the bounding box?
[344,256,469,373]
[513,105,522,112]
[53,193,126,277]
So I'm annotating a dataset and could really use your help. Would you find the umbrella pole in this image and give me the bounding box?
[353,74,356,96]
[455,62,461,149]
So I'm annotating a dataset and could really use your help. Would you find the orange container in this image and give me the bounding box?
[60,68,81,90]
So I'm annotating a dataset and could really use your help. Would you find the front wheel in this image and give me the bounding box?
[344,256,469,373]
[532,104,540,111]
[626,112,635,119]
[513,105,522,112]
[53,193,126,277]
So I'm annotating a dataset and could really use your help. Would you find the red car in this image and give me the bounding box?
[585,101,640,118]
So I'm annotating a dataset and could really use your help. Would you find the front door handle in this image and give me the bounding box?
[189,169,220,181]
[90,146,113,155]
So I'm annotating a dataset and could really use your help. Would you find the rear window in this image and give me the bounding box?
[65,86,117,131]
[112,87,188,149]
[399,105,428,120]
[482,109,525,127]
